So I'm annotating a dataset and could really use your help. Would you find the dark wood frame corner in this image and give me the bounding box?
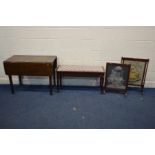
[121,57,149,94]
[104,63,131,95]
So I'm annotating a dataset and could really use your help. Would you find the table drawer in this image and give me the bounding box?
[4,62,53,76]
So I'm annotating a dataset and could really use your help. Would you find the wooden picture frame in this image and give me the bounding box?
[104,63,131,94]
[121,57,149,94]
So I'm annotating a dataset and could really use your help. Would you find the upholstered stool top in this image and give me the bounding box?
[57,65,104,73]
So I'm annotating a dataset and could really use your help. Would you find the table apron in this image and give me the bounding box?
[4,63,53,76]
[58,72,104,77]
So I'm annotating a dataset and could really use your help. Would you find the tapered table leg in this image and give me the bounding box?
[49,75,53,95]
[9,75,14,94]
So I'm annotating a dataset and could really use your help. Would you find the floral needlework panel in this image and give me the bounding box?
[106,65,129,89]
[124,60,145,85]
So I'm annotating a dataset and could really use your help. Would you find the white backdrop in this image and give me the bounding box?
[0,26,154,87]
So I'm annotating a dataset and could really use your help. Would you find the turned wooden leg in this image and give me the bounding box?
[49,75,53,95]
[9,75,14,94]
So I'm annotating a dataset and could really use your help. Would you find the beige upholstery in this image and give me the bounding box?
[57,65,104,73]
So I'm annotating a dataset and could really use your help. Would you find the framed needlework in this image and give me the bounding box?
[121,57,149,94]
[104,63,131,94]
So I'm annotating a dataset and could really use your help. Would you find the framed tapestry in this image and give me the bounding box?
[121,57,149,94]
[104,63,131,94]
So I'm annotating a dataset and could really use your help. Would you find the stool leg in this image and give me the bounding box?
[100,75,105,94]
[53,71,56,87]
[53,67,56,87]
[53,58,57,87]
[49,75,53,95]
[100,76,104,94]
[57,73,60,92]
[102,77,104,93]
[9,75,14,94]
[60,74,62,87]
[19,75,23,85]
